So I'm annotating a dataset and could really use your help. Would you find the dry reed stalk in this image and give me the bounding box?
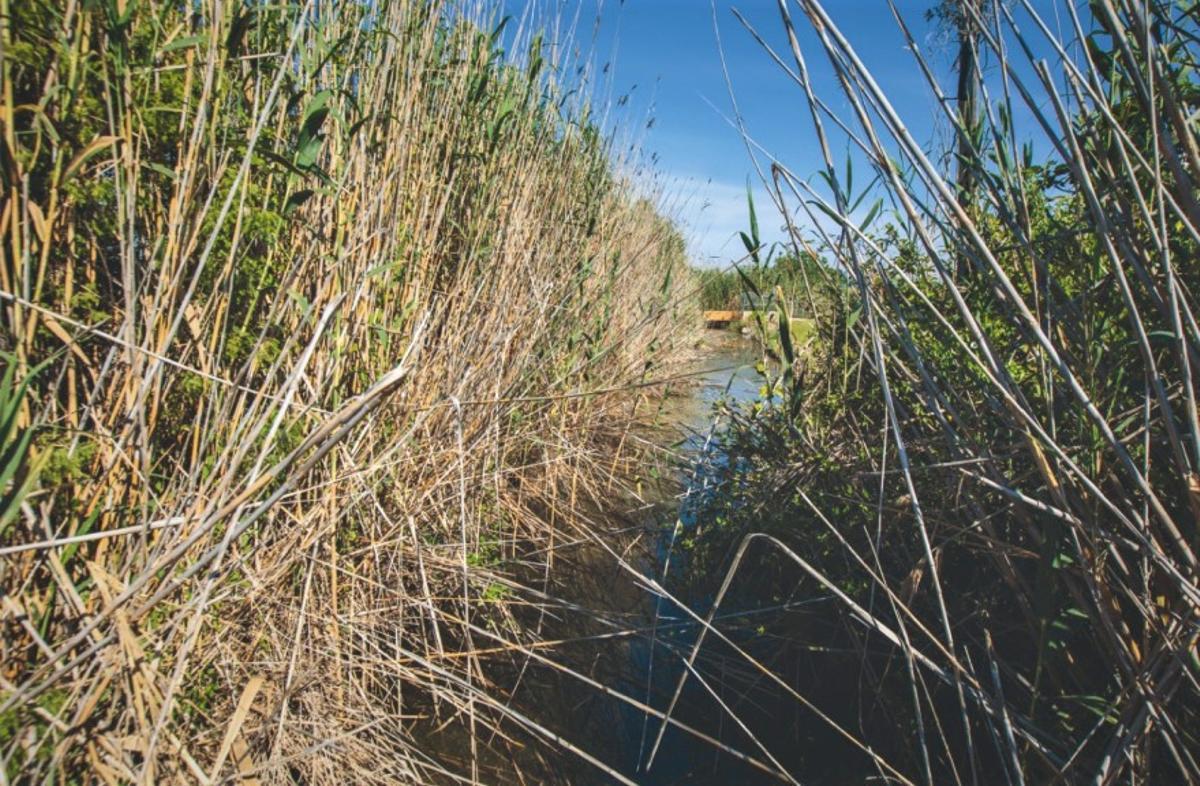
[1,1,704,782]
[656,0,1200,783]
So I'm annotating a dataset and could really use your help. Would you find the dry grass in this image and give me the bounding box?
[652,0,1200,783]
[0,1,702,782]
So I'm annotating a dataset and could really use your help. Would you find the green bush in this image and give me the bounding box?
[674,2,1200,782]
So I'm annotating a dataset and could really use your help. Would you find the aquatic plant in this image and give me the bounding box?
[673,0,1200,782]
[0,1,698,781]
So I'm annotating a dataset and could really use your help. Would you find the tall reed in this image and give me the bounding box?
[0,1,697,782]
[664,1,1200,783]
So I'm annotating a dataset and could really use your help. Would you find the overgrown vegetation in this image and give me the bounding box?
[0,1,697,782]
[695,252,832,317]
[667,0,1200,783]
[8,0,1199,783]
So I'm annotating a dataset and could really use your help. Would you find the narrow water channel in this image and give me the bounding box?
[613,330,780,786]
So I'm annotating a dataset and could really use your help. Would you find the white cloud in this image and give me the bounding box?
[632,170,886,268]
[657,175,790,268]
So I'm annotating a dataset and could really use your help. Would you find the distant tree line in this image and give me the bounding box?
[694,252,838,319]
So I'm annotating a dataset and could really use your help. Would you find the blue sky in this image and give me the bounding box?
[502,1,1069,265]
[580,0,964,265]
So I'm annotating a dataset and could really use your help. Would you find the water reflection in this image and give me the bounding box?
[618,331,781,785]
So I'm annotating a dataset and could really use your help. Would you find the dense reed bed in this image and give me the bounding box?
[0,1,698,782]
[668,0,1200,783]
[694,252,826,317]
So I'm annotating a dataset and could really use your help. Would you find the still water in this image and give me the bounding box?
[611,331,782,786]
